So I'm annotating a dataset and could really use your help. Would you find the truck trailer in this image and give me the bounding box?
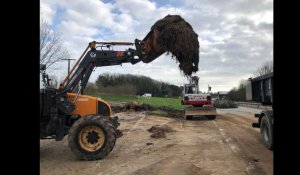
[246,72,273,150]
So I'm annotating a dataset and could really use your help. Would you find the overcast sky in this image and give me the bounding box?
[40,0,273,92]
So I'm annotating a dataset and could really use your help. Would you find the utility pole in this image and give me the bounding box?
[62,58,76,75]
[208,84,211,92]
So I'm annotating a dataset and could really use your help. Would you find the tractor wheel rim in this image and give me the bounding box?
[79,125,105,152]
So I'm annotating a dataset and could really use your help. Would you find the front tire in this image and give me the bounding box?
[184,115,193,120]
[205,115,216,120]
[260,116,273,150]
[68,115,116,160]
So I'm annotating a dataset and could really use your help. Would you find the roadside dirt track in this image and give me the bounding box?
[40,108,273,175]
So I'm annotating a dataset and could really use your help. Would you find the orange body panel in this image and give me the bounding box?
[67,93,112,117]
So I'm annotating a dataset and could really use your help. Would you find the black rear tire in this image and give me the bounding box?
[68,115,116,160]
[205,115,216,120]
[260,116,273,150]
[184,115,193,120]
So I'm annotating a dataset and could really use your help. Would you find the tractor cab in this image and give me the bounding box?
[184,83,199,94]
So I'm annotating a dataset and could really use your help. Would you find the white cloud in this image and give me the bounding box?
[62,0,116,28]
[114,0,157,20]
[40,2,55,24]
[40,0,273,92]
[58,21,101,37]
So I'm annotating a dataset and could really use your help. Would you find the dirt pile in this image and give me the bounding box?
[125,102,153,111]
[157,106,184,118]
[110,101,184,119]
[213,99,238,108]
[111,105,126,113]
[150,15,199,76]
[110,102,153,113]
[148,125,175,138]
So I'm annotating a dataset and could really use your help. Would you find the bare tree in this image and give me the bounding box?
[40,19,71,71]
[227,79,246,101]
[238,79,247,88]
[256,61,273,76]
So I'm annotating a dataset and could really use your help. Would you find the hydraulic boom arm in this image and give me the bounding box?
[58,39,145,96]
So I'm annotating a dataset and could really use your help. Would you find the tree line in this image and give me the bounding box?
[85,73,182,97]
[227,80,246,101]
[227,61,273,101]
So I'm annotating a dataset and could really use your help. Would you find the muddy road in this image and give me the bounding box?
[40,108,273,175]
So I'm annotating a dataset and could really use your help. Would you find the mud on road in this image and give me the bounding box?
[40,109,273,175]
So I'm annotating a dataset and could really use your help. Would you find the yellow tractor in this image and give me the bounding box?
[40,40,149,160]
[40,15,200,160]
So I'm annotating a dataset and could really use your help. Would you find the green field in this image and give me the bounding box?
[92,94,185,110]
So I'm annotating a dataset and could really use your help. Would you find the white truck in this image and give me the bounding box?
[181,76,217,120]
